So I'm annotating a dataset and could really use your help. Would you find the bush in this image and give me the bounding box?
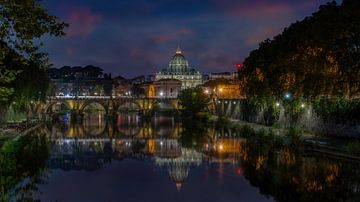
[347,141,360,156]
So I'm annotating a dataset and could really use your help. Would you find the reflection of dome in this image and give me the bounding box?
[155,148,203,191]
[168,46,190,73]
[169,163,189,192]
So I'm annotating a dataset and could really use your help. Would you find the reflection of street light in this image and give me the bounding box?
[219,144,223,150]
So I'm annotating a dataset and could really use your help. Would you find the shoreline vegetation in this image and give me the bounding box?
[211,114,360,160]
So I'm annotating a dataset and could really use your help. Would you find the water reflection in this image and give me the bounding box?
[4,113,360,201]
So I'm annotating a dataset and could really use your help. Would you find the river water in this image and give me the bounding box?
[5,113,360,202]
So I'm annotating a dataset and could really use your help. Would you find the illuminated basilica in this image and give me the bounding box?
[155,46,203,89]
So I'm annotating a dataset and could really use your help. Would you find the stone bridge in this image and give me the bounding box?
[35,96,244,118]
[42,96,181,115]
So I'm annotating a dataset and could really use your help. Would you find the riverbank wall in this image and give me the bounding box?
[215,99,360,137]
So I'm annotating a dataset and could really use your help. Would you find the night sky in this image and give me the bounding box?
[41,0,336,78]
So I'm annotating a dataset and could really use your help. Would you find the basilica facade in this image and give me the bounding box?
[155,46,202,89]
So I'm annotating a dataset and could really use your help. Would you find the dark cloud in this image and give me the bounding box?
[41,0,338,77]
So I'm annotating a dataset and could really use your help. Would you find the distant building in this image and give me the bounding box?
[130,75,146,85]
[113,76,132,96]
[209,72,238,80]
[141,79,181,98]
[155,46,202,89]
[154,79,182,98]
[202,79,244,99]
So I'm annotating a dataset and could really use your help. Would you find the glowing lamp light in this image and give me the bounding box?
[219,88,223,92]
[159,91,164,96]
[204,89,209,94]
[236,63,244,70]
[284,92,291,100]
[276,102,280,107]
[301,103,305,108]
[160,141,163,146]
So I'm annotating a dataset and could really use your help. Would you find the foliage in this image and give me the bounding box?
[2,104,27,123]
[241,97,280,126]
[130,85,146,97]
[347,140,360,156]
[242,1,360,99]
[178,87,212,119]
[91,84,103,95]
[0,0,67,117]
[0,132,50,201]
[314,97,360,123]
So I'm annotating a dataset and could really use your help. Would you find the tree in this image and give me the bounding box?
[130,85,145,97]
[178,87,212,119]
[0,0,67,110]
[242,0,360,99]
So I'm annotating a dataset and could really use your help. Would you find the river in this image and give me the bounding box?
[3,112,360,202]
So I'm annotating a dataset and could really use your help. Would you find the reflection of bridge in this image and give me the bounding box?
[42,96,181,115]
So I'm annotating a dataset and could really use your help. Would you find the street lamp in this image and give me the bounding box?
[284,92,291,100]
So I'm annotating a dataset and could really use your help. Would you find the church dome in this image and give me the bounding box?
[168,46,190,73]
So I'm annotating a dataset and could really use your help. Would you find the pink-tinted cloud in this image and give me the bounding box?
[234,3,290,19]
[198,51,239,71]
[216,0,293,19]
[66,7,102,37]
[151,28,193,44]
[130,47,165,70]
[66,47,74,56]
[244,26,282,46]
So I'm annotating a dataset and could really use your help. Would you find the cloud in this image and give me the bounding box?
[231,2,291,19]
[197,51,239,72]
[151,28,193,44]
[244,26,282,46]
[65,7,102,37]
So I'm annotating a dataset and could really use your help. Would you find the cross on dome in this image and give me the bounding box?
[176,45,182,54]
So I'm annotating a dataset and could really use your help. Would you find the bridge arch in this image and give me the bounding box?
[80,101,107,114]
[44,101,71,113]
[116,100,142,112]
[81,101,107,113]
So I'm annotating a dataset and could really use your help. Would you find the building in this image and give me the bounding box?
[202,79,244,99]
[113,76,132,96]
[154,79,182,98]
[155,46,202,89]
[141,79,181,98]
